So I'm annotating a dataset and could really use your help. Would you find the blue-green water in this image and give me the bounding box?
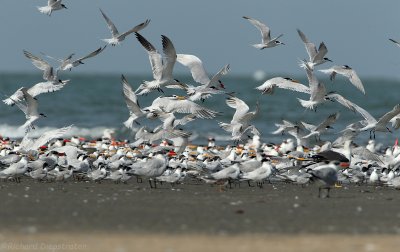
[0,72,399,146]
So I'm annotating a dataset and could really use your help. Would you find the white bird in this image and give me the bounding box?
[241,162,273,187]
[389,38,400,47]
[100,9,150,46]
[23,50,66,84]
[297,29,332,69]
[176,54,230,101]
[219,96,260,142]
[351,103,400,139]
[0,156,29,182]
[243,16,284,49]
[132,126,191,146]
[128,154,168,188]
[143,95,219,119]
[256,77,310,95]
[309,161,340,198]
[14,88,47,132]
[41,46,106,71]
[302,112,340,141]
[37,0,67,16]
[17,125,72,152]
[319,65,365,95]
[3,80,69,106]
[121,75,148,128]
[298,63,357,111]
[135,33,186,95]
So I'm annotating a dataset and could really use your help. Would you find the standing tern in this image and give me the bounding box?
[242,16,284,49]
[100,9,150,46]
[135,33,186,95]
[37,0,67,16]
[297,29,332,69]
[41,46,106,71]
[319,65,365,95]
[309,161,341,198]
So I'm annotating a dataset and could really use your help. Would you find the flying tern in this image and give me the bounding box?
[242,16,284,49]
[37,0,67,16]
[100,9,150,46]
[319,65,365,95]
[297,29,332,69]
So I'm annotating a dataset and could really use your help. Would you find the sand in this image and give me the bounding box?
[0,179,399,251]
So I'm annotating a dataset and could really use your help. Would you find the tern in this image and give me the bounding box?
[219,96,260,142]
[14,88,47,132]
[3,80,69,106]
[135,33,186,95]
[301,112,340,141]
[37,0,67,16]
[128,153,169,188]
[319,65,365,94]
[242,16,284,49]
[298,63,358,111]
[143,95,219,119]
[23,50,66,84]
[41,46,106,71]
[0,156,29,182]
[297,29,332,69]
[309,161,341,198]
[100,9,150,46]
[121,75,149,128]
[351,103,400,139]
[177,54,230,101]
[256,77,309,95]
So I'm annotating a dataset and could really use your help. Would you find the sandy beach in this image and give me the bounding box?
[0,180,399,251]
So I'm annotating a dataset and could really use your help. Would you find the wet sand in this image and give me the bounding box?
[0,180,399,251]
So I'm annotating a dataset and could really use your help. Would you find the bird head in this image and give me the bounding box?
[323,57,333,62]
[62,4,68,9]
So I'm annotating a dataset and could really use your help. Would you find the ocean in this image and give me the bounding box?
[0,72,398,147]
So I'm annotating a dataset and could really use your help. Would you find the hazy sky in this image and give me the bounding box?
[1,0,400,78]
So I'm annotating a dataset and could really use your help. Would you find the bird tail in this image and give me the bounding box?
[297,98,317,110]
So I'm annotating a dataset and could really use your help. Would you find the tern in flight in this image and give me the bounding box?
[242,16,284,49]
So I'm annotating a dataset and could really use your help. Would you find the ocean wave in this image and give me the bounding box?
[0,124,117,139]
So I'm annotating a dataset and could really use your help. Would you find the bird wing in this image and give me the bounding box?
[337,67,365,95]
[164,98,218,119]
[23,50,53,80]
[325,93,357,112]
[122,75,143,116]
[206,64,230,88]
[160,35,177,80]
[350,102,377,124]
[176,54,210,85]
[21,88,39,117]
[315,112,340,131]
[243,16,270,43]
[389,38,400,47]
[275,78,311,94]
[28,80,69,97]
[135,33,163,80]
[117,19,150,40]
[313,42,328,62]
[226,97,250,123]
[20,125,73,151]
[297,29,317,60]
[74,46,106,63]
[377,104,400,127]
[99,9,119,37]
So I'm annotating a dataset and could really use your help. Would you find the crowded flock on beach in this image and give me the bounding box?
[1,0,400,198]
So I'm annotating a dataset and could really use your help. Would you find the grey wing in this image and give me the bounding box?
[335,67,365,94]
[176,54,210,85]
[243,16,270,43]
[118,19,150,40]
[313,42,328,62]
[135,33,163,80]
[297,29,317,60]
[275,80,311,94]
[161,35,177,80]
[315,112,339,131]
[389,38,400,47]
[23,50,52,72]
[325,93,357,112]
[377,104,400,126]
[28,81,68,97]
[75,46,106,63]
[28,125,73,151]
[226,97,250,123]
[122,75,144,116]
[206,64,230,88]
[99,9,119,37]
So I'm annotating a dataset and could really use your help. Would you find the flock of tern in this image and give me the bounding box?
[1,1,400,197]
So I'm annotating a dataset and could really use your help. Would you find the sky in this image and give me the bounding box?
[1,0,400,78]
